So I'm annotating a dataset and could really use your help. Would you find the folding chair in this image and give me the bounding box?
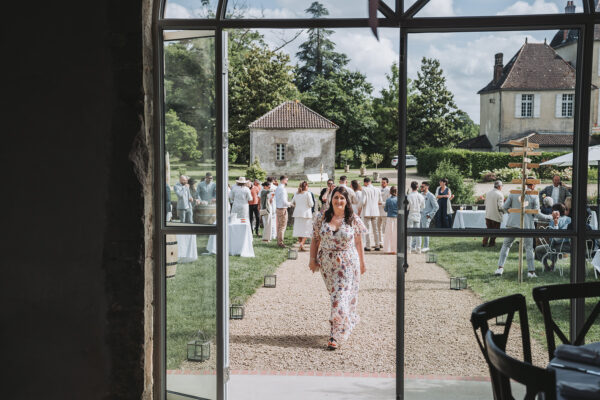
[532,281,600,361]
[538,236,569,277]
[485,331,557,400]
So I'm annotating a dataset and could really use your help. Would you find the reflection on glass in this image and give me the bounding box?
[166,234,217,400]
[406,29,578,229]
[164,0,217,19]
[226,0,370,19]
[586,24,600,230]
[163,31,218,227]
[412,0,582,18]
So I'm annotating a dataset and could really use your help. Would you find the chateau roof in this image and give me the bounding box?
[478,42,576,94]
[457,135,493,150]
[498,132,573,148]
[249,101,338,130]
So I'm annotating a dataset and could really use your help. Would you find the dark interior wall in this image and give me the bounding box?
[2,1,146,399]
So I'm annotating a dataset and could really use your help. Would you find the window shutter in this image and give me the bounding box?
[515,93,521,118]
[534,94,541,118]
[555,94,563,118]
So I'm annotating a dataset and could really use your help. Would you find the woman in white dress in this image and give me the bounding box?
[291,181,314,251]
[351,180,365,244]
[260,181,276,242]
[229,177,252,220]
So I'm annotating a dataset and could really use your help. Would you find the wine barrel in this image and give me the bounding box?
[194,204,217,225]
[166,234,178,278]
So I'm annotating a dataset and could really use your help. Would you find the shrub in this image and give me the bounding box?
[369,153,384,170]
[246,156,267,182]
[429,159,474,205]
[359,153,368,168]
[340,149,355,168]
[479,170,496,182]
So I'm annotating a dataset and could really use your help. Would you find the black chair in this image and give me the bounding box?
[485,330,557,400]
[471,294,532,399]
[532,281,600,361]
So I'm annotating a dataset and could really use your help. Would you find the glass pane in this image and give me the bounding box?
[409,0,583,18]
[166,234,217,399]
[226,0,372,19]
[586,24,600,231]
[163,31,218,227]
[405,236,569,386]
[406,30,578,229]
[164,0,217,19]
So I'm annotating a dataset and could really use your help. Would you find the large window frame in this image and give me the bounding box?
[153,1,600,399]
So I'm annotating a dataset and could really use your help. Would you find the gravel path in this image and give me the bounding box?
[182,250,547,376]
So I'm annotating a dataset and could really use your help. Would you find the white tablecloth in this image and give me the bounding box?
[177,234,198,263]
[206,222,255,257]
[452,210,508,229]
[590,211,598,230]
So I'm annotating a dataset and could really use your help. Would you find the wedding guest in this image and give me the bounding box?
[320,179,335,211]
[350,180,363,216]
[188,178,198,204]
[539,174,571,205]
[535,203,571,266]
[361,177,382,251]
[482,180,505,247]
[260,181,276,242]
[407,181,425,253]
[495,178,544,278]
[339,175,357,206]
[420,181,438,253]
[383,186,398,254]
[174,175,193,223]
[197,172,216,202]
[435,178,454,228]
[309,186,367,350]
[377,177,391,250]
[229,177,252,220]
[291,181,314,251]
[275,175,291,248]
[541,196,554,215]
[248,179,261,236]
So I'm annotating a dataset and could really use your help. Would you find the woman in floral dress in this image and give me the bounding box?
[309,186,367,350]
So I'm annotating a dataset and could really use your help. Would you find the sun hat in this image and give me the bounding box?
[236,177,248,184]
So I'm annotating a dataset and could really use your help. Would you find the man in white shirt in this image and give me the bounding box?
[338,175,357,206]
[376,177,392,250]
[407,181,426,253]
[361,177,383,251]
[275,175,291,248]
[483,180,505,247]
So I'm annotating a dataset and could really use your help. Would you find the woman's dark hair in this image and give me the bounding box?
[439,178,448,185]
[324,186,354,224]
[390,186,398,196]
[298,181,308,193]
[552,203,566,216]
[351,179,361,191]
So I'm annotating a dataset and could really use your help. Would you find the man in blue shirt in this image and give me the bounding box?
[196,172,216,203]
[420,181,439,253]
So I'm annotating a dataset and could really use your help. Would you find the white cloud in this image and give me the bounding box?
[497,0,559,15]
[243,7,300,19]
[417,0,456,17]
[165,3,193,18]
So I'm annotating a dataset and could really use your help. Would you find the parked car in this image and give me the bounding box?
[391,155,418,168]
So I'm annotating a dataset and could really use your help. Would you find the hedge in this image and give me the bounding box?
[414,148,568,179]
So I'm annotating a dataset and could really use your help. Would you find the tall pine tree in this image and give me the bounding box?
[295,2,348,92]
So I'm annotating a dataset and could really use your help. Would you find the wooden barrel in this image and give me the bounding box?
[166,234,178,278]
[194,204,217,225]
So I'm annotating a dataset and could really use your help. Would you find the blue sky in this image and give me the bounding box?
[165,0,585,123]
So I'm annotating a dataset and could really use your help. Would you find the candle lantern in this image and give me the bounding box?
[426,253,438,263]
[264,274,277,288]
[187,331,210,362]
[450,277,468,290]
[288,248,298,260]
[229,299,244,320]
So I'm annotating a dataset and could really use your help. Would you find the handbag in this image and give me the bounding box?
[259,209,269,216]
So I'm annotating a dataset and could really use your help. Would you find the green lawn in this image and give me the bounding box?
[166,228,297,370]
[430,237,600,350]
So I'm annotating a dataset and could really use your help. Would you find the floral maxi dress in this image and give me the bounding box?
[313,213,367,342]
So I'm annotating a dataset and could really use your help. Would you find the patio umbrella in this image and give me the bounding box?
[540,145,600,227]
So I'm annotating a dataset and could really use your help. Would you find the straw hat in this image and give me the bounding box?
[236,177,248,184]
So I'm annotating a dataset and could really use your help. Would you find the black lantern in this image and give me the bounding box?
[288,248,298,260]
[426,253,437,263]
[496,314,507,326]
[264,274,277,288]
[450,277,467,290]
[187,331,210,362]
[230,299,244,320]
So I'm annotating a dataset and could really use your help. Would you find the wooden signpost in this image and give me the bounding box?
[507,137,539,283]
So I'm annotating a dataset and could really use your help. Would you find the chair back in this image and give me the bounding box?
[532,282,600,361]
[485,331,557,400]
[471,294,532,399]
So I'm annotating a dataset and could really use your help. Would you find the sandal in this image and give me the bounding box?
[327,337,338,350]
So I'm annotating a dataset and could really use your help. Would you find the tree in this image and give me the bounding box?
[246,156,267,182]
[228,31,300,164]
[407,57,472,150]
[340,149,354,168]
[302,70,376,157]
[165,109,202,161]
[369,153,384,170]
[295,2,349,92]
